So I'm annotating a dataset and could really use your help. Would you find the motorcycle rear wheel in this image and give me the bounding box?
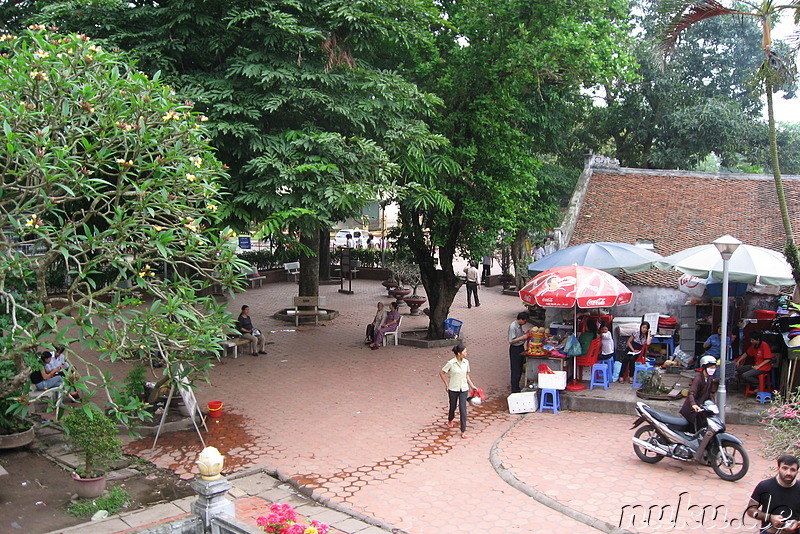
[633,425,665,464]
[711,441,749,481]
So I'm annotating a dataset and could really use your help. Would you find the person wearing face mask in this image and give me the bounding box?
[679,355,719,432]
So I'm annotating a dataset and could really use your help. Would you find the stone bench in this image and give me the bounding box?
[220,337,251,359]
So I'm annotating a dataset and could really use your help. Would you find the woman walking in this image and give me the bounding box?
[439,344,478,439]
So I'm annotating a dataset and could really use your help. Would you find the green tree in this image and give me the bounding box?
[394,0,633,337]
[0,27,246,417]
[588,1,770,169]
[659,0,800,287]
[20,0,446,297]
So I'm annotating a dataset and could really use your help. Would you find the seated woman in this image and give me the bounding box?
[620,321,652,384]
[365,302,387,345]
[370,302,400,349]
[30,351,64,391]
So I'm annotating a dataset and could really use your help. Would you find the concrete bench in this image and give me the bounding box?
[220,337,251,358]
[27,387,66,416]
[248,273,266,289]
[284,262,300,282]
[292,296,325,326]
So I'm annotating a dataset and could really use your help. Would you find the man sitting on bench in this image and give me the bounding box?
[236,305,267,356]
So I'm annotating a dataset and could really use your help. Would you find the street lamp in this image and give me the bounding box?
[713,234,741,423]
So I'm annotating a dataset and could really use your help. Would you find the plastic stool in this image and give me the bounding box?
[756,391,773,403]
[590,363,609,390]
[632,363,654,389]
[539,389,560,414]
[744,373,772,398]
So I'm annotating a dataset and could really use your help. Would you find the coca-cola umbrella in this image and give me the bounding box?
[519,265,633,390]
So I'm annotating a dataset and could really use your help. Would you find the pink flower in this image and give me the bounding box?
[311,520,330,534]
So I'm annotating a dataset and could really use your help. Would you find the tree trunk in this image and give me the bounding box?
[420,253,461,339]
[765,84,800,289]
[511,229,528,289]
[298,230,320,297]
[319,229,331,281]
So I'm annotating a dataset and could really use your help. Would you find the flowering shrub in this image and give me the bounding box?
[761,388,800,459]
[256,503,330,534]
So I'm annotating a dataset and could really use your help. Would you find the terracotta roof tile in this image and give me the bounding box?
[570,169,800,287]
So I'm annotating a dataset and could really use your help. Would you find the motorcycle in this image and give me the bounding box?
[631,399,749,481]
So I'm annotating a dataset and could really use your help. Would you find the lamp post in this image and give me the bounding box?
[713,234,741,423]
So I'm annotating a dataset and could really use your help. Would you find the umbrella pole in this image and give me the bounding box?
[566,306,586,391]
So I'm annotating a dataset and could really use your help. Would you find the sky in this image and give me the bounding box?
[769,16,799,124]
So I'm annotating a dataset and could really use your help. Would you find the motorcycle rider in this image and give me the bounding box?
[679,355,718,432]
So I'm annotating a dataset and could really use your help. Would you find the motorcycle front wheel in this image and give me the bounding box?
[633,425,665,464]
[711,441,749,481]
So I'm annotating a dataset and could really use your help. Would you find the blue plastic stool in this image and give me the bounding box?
[599,357,614,383]
[590,363,609,390]
[632,363,654,389]
[756,391,773,404]
[539,389,560,414]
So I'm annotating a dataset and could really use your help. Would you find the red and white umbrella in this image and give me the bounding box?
[519,265,633,392]
[519,265,632,309]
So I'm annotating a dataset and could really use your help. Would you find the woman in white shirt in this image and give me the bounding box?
[439,344,478,439]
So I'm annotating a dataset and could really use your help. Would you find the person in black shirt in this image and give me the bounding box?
[747,454,800,532]
[236,305,266,356]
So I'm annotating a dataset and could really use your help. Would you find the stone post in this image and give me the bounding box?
[191,477,235,530]
[191,446,235,530]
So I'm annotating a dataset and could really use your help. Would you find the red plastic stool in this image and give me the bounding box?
[744,373,771,398]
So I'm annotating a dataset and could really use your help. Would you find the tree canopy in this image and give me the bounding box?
[0,26,245,417]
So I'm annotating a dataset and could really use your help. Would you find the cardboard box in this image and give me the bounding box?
[508,391,538,414]
[537,370,567,390]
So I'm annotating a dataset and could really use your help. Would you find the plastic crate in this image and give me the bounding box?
[657,328,676,336]
[444,318,463,338]
[537,370,567,390]
[508,391,538,414]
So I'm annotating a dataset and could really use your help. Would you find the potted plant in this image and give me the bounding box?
[498,247,515,290]
[62,407,122,498]
[400,263,427,315]
[385,260,412,304]
[0,397,34,450]
[0,362,35,449]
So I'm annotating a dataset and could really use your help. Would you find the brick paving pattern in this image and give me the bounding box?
[117,274,774,533]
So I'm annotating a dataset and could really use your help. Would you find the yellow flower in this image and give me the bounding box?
[117,158,133,167]
[153,225,164,232]
[199,115,209,122]
[34,49,49,58]
[27,24,45,31]
[88,44,101,53]
[304,528,319,534]
[29,71,47,80]
[25,215,41,228]
[186,173,196,182]
[162,110,180,121]
[207,203,218,212]
[1,34,16,42]
[188,156,202,168]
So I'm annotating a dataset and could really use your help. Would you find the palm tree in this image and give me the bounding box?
[659,0,800,287]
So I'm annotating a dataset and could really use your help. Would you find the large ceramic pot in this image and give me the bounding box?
[72,472,107,499]
[382,279,398,295]
[0,425,34,449]
[387,287,411,305]
[403,296,427,316]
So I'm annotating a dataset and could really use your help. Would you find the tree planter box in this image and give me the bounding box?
[485,274,503,287]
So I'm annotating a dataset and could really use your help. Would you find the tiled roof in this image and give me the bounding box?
[570,168,800,287]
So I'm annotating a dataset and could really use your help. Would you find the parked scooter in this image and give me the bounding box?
[631,399,749,481]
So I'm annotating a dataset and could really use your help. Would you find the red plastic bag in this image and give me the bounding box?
[468,387,485,402]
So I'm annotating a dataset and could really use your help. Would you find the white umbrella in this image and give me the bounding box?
[527,242,663,275]
[658,244,795,286]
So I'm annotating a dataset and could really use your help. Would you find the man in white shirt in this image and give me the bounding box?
[534,243,546,261]
[508,312,530,393]
[463,261,480,308]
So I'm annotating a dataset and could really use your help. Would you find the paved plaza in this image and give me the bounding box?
[95,276,775,533]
